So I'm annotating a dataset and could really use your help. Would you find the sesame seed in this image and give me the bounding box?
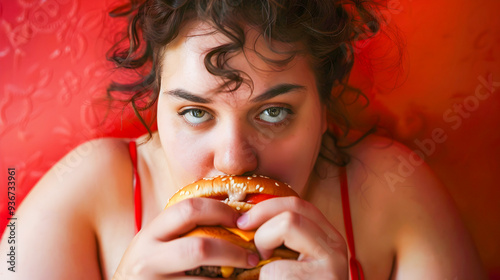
[247,177,252,180]
[275,182,279,187]
[256,184,260,189]
[222,177,227,181]
[236,206,241,211]
[259,187,264,192]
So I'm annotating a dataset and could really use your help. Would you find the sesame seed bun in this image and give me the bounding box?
[165,175,300,279]
[166,174,299,209]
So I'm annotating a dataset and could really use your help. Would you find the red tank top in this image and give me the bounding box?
[129,141,142,233]
[128,140,365,280]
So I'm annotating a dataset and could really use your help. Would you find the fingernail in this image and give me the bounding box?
[237,213,248,227]
[248,253,260,267]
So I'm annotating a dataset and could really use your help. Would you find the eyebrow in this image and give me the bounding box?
[165,83,306,104]
[166,89,212,104]
[250,83,306,102]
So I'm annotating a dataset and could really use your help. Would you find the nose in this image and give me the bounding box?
[213,123,258,176]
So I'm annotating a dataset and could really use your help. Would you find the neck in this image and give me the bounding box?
[139,132,178,214]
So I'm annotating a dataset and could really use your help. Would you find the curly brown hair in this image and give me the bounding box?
[107,0,385,165]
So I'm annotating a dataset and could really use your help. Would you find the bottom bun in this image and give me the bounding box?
[233,267,260,280]
[183,226,299,279]
[186,266,260,280]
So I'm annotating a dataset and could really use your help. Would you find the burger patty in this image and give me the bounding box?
[186,266,246,278]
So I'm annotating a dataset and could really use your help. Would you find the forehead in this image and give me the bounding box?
[159,21,316,101]
[163,21,304,73]
[166,21,227,55]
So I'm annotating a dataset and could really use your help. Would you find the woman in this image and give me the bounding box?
[0,0,485,279]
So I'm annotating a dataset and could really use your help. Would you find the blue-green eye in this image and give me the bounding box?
[179,109,212,124]
[258,107,292,123]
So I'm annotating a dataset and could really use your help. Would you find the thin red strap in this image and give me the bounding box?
[129,140,142,233]
[339,166,365,280]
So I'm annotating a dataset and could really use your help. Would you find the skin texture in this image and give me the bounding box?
[0,22,486,280]
[155,22,327,197]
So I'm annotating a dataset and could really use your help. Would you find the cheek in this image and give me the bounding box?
[162,131,214,184]
[157,107,213,186]
[259,113,324,192]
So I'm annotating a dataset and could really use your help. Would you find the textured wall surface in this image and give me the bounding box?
[0,0,499,277]
[353,1,500,277]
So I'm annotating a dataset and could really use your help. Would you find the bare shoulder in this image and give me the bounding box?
[344,134,486,279]
[0,137,133,279]
[25,137,134,216]
[345,133,432,188]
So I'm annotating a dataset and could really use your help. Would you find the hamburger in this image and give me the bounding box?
[165,174,300,280]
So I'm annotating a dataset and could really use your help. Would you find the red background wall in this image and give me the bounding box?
[1,0,499,278]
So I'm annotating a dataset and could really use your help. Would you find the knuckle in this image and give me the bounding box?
[130,260,148,277]
[295,196,320,214]
[279,211,302,230]
[324,232,347,254]
[178,198,203,221]
[129,255,154,278]
[285,196,318,215]
[286,196,304,209]
[314,234,347,260]
[186,237,211,262]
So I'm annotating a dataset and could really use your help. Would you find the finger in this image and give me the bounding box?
[237,196,337,239]
[259,259,312,280]
[151,275,226,280]
[148,197,240,241]
[260,258,349,280]
[167,278,220,280]
[138,237,258,276]
[254,211,347,262]
[168,277,226,280]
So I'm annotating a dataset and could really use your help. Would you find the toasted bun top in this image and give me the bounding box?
[166,175,299,208]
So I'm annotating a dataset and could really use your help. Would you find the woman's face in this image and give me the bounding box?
[157,22,327,195]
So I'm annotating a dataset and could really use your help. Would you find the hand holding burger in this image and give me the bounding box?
[165,174,300,279]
